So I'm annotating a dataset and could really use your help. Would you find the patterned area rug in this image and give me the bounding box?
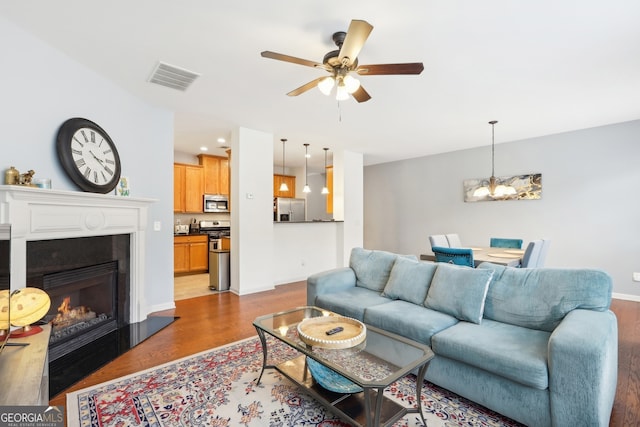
[66,336,523,427]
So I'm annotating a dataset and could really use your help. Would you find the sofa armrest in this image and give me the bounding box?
[306,267,356,306]
[548,309,617,427]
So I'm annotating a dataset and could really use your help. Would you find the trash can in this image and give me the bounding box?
[209,250,230,291]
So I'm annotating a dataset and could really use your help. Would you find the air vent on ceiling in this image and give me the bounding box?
[148,61,200,91]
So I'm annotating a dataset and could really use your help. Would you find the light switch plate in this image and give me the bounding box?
[153,221,161,231]
[633,272,640,282]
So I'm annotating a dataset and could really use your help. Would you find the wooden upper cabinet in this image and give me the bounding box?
[273,174,296,198]
[174,163,204,213]
[198,154,230,196]
[174,164,186,212]
[326,165,333,214]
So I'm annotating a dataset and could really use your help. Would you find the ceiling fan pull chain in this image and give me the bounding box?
[337,100,342,122]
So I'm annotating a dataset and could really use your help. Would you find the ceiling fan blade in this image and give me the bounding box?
[261,51,325,69]
[339,20,373,67]
[286,77,325,97]
[356,62,424,75]
[351,85,371,103]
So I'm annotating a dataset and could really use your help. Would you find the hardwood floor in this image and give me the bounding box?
[51,281,639,426]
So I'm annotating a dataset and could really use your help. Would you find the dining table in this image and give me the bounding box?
[420,246,524,267]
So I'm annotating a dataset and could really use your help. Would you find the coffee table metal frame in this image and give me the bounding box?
[253,306,434,427]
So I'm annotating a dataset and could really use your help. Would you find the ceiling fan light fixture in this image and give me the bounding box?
[343,75,360,94]
[318,76,335,96]
[336,82,350,101]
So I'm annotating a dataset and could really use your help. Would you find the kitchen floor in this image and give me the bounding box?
[174,273,220,301]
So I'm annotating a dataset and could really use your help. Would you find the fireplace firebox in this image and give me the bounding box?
[26,234,130,361]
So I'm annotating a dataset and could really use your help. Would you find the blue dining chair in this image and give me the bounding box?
[521,240,543,268]
[432,246,474,268]
[490,237,523,249]
[429,234,449,249]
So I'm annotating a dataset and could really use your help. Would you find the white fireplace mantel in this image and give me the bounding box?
[0,185,155,323]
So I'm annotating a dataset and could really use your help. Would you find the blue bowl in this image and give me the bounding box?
[306,357,363,394]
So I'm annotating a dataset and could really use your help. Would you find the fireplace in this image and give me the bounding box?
[0,186,173,396]
[25,234,130,360]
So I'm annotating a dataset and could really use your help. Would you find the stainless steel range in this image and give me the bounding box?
[199,220,230,291]
[199,220,230,251]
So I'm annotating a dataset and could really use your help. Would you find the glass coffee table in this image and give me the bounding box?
[253,306,434,427]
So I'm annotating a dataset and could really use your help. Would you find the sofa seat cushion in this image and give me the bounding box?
[382,258,437,305]
[363,300,458,346]
[315,287,392,321]
[432,319,551,390]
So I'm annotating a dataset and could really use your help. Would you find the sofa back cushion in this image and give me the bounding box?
[424,263,494,324]
[350,247,416,292]
[478,262,613,331]
[382,258,437,305]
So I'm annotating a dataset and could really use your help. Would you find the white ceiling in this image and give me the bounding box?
[2,1,639,173]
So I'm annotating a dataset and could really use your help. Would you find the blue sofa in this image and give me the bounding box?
[306,247,618,427]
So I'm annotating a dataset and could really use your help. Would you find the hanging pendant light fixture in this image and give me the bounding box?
[321,147,330,195]
[473,121,517,198]
[279,138,289,192]
[302,143,311,193]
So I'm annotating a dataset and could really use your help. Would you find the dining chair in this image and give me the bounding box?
[445,233,462,248]
[490,237,523,249]
[521,240,543,268]
[432,246,474,268]
[429,234,449,249]
[536,239,551,267]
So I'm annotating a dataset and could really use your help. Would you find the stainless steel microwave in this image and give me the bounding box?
[203,194,229,212]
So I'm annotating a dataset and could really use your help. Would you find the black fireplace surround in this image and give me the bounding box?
[26,234,175,396]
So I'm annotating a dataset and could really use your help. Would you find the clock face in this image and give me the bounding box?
[56,118,121,193]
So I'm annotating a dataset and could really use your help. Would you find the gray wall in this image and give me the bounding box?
[0,16,175,313]
[364,120,640,298]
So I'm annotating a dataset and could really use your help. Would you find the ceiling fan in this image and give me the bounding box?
[261,19,424,103]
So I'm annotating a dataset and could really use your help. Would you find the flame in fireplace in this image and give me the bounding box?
[52,296,96,330]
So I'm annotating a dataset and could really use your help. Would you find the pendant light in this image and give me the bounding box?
[473,121,516,198]
[279,138,289,192]
[321,147,330,195]
[302,143,311,193]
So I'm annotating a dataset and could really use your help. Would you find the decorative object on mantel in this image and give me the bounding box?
[4,166,19,184]
[4,166,38,186]
[33,178,52,189]
[56,117,122,194]
[116,176,130,196]
[464,173,542,202]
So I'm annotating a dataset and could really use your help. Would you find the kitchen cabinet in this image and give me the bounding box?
[174,234,209,274]
[174,163,204,213]
[221,236,231,251]
[274,174,296,198]
[198,154,230,196]
[326,165,333,214]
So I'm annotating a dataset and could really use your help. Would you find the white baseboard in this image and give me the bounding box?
[612,293,640,302]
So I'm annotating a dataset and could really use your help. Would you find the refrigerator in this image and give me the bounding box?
[274,198,306,222]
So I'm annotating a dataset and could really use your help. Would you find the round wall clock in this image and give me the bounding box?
[56,118,121,193]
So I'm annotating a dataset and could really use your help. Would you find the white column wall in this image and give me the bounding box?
[333,150,364,266]
[230,127,275,295]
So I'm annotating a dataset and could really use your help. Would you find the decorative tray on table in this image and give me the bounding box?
[297,316,366,349]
